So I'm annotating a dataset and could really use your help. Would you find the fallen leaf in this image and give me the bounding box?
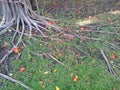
[57,53,63,57]
[8,73,13,76]
[8,29,12,32]
[80,61,84,65]
[80,27,85,30]
[39,80,45,88]
[110,61,114,64]
[13,47,19,53]
[73,75,78,82]
[39,43,43,47]
[70,73,74,77]
[3,42,9,47]
[44,71,49,74]
[19,67,26,72]
[48,21,55,25]
[53,69,57,73]
[56,86,60,90]
[110,54,116,59]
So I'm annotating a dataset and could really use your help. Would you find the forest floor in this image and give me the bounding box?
[0,0,120,90]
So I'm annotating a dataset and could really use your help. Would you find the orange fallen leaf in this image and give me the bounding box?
[110,54,116,59]
[13,47,19,53]
[48,21,55,26]
[57,53,63,57]
[73,75,78,82]
[19,67,26,72]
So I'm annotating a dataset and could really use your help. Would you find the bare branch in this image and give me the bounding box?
[100,49,115,74]
[0,73,32,90]
[47,53,70,69]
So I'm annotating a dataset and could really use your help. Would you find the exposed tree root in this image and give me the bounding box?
[0,0,63,63]
[0,0,64,89]
[0,0,102,64]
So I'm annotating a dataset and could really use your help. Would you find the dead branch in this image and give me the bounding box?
[47,53,70,69]
[100,49,115,74]
[0,73,32,90]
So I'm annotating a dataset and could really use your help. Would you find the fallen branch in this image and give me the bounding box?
[77,29,118,35]
[70,31,101,41]
[100,49,115,74]
[100,49,120,80]
[0,48,13,64]
[47,53,70,69]
[0,73,32,90]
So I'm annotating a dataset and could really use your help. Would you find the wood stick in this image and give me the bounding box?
[100,49,115,74]
[0,73,32,90]
[47,53,70,69]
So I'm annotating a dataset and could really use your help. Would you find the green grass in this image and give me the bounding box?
[0,1,120,90]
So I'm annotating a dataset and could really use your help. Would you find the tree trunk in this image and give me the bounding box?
[0,0,61,43]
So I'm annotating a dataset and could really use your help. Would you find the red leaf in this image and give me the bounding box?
[110,54,116,59]
[19,67,26,72]
[73,75,78,82]
[13,47,19,53]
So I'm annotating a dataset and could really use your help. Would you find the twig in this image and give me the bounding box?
[0,49,13,64]
[0,73,32,90]
[69,31,101,41]
[47,0,66,13]
[76,29,118,35]
[72,46,89,55]
[47,53,70,69]
[100,49,115,74]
